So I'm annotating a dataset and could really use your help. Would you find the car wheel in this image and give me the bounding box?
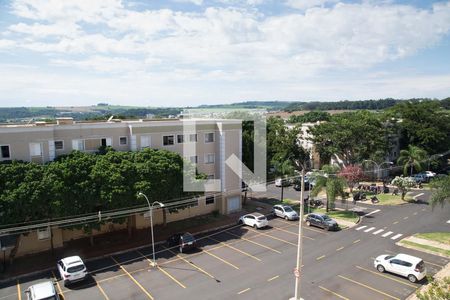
[408,275,417,283]
[284,216,289,220]
[238,220,243,225]
[325,225,329,231]
[253,224,257,229]
[306,221,311,226]
[179,246,183,253]
[377,265,385,273]
[63,280,68,287]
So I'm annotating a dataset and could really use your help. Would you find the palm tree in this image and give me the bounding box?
[430,175,450,208]
[397,145,427,176]
[310,165,346,212]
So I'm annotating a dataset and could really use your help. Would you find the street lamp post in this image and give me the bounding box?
[138,192,164,267]
[291,168,305,300]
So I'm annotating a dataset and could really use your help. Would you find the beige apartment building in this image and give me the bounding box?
[0,117,243,257]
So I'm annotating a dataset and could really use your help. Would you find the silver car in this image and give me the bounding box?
[272,205,299,220]
[25,281,60,300]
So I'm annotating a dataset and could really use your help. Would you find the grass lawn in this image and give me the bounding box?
[415,232,450,245]
[309,207,359,223]
[376,193,413,205]
[401,240,450,257]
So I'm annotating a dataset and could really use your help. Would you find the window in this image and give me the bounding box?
[163,135,174,146]
[206,195,215,205]
[205,153,215,164]
[119,137,127,145]
[54,141,64,150]
[0,145,10,159]
[72,139,85,151]
[141,135,151,148]
[190,156,198,164]
[29,143,42,156]
[101,138,107,147]
[177,134,185,143]
[37,227,50,240]
[189,134,197,142]
[205,132,214,143]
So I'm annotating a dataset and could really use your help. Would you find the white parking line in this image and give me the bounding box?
[364,227,376,233]
[391,234,403,240]
[356,226,367,231]
[413,193,424,199]
[382,231,393,237]
[373,229,384,235]
[364,209,380,217]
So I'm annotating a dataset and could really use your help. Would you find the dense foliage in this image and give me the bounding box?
[287,111,331,124]
[0,149,200,230]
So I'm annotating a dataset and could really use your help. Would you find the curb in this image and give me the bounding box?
[0,221,238,284]
[396,240,450,259]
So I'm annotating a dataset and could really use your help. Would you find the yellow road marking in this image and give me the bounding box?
[316,255,326,261]
[248,228,297,246]
[319,286,350,300]
[403,217,409,220]
[272,226,315,240]
[393,221,399,224]
[51,271,64,299]
[336,246,345,251]
[353,239,360,244]
[237,288,251,295]
[136,250,186,289]
[110,256,154,300]
[267,275,279,282]
[208,237,262,261]
[225,231,282,254]
[163,246,216,279]
[203,249,239,270]
[16,280,21,300]
[355,266,417,288]
[338,275,400,300]
[96,282,110,300]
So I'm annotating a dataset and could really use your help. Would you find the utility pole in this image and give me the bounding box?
[291,168,305,300]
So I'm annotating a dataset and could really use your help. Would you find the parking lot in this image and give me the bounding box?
[0,205,448,300]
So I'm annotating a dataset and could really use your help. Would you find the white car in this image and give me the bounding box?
[272,205,299,220]
[57,256,88,286]
[25,281,60,300]
[275,178,290,187]
[239,213,269,229]
[374,253,426,283]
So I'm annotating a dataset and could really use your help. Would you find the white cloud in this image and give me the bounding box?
[286,0,338,10]
[173,0,204,5]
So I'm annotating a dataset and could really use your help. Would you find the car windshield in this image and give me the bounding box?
[67,264,85,273]
[385,255,394,260]
[283,207,293,212]
[182,234,195,242]
[257,216,266,221]
[322,215,331,220]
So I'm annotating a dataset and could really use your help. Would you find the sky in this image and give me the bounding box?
[0,0,450,107]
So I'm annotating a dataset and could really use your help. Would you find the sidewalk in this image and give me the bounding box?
[0,209,246,282]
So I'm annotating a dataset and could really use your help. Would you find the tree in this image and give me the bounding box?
[429,175,450,208]
[388,101,450,154]
[391,176,415,200]
[272,159,294,202]
[338,165,365,193]
[287,111,330,124]
[310,165,346,212]
[397,145,427,176]
[309,111,389,165]
[416,276,450,300]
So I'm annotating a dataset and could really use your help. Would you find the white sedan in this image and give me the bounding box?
[374,253,426,283]
[57,256,88,286]
[238,213,269,229]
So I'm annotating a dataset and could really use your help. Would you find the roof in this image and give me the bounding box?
[61,256,83,265]
[248,212,264,217]
[28,281,56,300]
[396,253,422,264]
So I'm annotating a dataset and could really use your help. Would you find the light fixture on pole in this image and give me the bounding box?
[138,192,164,267]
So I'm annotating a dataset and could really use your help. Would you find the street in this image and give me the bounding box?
[0,188,449,300]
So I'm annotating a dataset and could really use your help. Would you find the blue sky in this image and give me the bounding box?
[0,0,450,107]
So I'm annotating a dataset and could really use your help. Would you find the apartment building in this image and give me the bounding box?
[0,117,243,215]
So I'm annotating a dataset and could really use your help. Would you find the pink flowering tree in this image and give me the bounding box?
[338,165,365,193]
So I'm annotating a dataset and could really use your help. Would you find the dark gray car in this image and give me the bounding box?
[305,213,339,231]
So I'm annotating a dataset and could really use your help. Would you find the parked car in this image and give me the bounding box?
[293,181,312,191]
[272,204,299,220]
[412,174,427,183]
[25,281,60,300]
[167,232,197,253]
[56,256,87,286]
[374,253,426,283]
[305,213,339,231]
[239,213,269,229]
[275,178,290,187]
[423,171,436,178]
